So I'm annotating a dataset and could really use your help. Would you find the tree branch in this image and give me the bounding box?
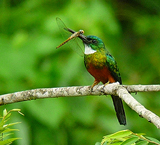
[116,86,160,129]
[0,83,160,128]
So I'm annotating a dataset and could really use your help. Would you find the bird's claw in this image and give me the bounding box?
[90,86,94,92]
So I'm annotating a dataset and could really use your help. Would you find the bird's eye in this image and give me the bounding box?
[92,39,97,44]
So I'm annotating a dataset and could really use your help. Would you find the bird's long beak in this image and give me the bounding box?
[64,28,89,44]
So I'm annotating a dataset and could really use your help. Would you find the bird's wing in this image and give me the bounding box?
[106,54,122,84]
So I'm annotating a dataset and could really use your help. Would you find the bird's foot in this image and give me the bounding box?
[90,79,100,92]
[90,86,94,92]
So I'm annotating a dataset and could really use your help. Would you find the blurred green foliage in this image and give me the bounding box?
[0,109,23,144]
[100,130,160,145]
[0,0,160,144]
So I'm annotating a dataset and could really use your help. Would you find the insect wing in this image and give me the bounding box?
[56,17,84,56]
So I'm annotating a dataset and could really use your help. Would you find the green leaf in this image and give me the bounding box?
[3,122,21,128]
[4,113,11,120]
[3,118,10,125]
[0,138,20,145]
[121,137,139,145]
[110,141,123,145]
[136,140,148,145]
[108,130,132,138]
[0,126,5,131]
[3,109,7,117]
[1,128,19,134]
[102,130,132,144]
[0,119,5,128]
[0,133,13,140]
[102,130,132,142]
[145,136,160,144]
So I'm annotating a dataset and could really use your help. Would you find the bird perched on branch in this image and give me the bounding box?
[56,18,126,125]
[79,35,126,125]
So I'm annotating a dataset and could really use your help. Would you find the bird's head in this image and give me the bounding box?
[79,35,105,54]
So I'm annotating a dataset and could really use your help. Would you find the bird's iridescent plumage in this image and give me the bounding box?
[82,35,126,125]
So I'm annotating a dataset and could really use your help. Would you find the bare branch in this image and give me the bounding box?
[0,83,160,128]
[123,84,160,92]
[116,86,160,129]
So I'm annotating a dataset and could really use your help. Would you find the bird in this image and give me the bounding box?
[79,35,126,125]
[56,23,126,125]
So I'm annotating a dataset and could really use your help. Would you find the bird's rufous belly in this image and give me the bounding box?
[87,64,115,84]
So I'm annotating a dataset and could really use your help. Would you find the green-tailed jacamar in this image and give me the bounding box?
[57,25,126,125]
[78,34,126,125]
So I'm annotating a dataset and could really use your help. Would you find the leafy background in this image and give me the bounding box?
[0,0,160,144]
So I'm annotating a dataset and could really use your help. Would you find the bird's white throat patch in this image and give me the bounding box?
[84,44,97,55]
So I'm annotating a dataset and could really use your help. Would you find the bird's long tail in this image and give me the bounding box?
[111,95,126,125]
